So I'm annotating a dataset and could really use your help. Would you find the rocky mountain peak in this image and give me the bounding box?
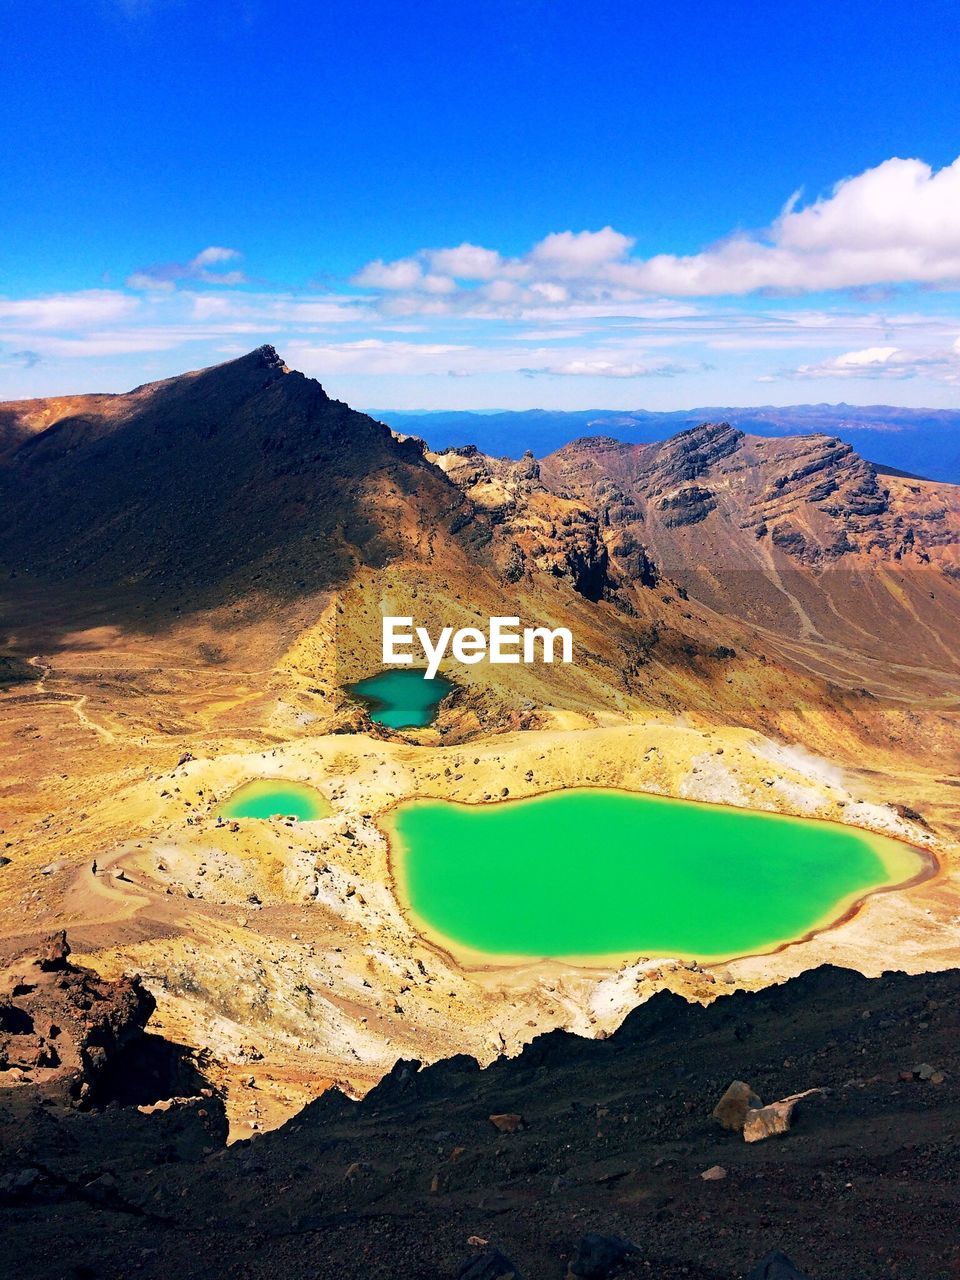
[253,343,286,370]
[647,421,744,488]
[0,347,471,609]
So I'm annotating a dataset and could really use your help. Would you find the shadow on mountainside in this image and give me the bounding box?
[0,346,481,645]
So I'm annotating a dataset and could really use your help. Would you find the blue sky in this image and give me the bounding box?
[2,0,960,408]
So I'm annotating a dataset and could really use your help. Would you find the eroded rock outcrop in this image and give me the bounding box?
[0,931,155,1105]
[430,442,625,601]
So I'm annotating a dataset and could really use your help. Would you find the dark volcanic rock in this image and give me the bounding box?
[1,931,157,1105]
[657,484,717,527]
[746,1250,809,1280]
[564,539,611,601]
[457,1249,524,1279]
[0,964,958,1279]
[769,522,812,558]
[567,1233,639,1278]
[647,422,744,488]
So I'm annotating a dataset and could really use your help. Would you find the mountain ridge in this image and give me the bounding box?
[379,403,960,483]
[2,346,957,680]
[0,345,481,615]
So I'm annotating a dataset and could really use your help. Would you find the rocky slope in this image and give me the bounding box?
[0,346,479,617]
[420,419,960,707]
[0,931,212,1112]
[534,425,960,657]
[0,938,956,1280]
[539,422,957,573]
[428,444,632,601]
[0,393,123,462]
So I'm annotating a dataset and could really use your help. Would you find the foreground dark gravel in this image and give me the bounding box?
[1,964,958,1280]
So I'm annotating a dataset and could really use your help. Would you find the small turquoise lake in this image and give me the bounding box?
[218,780,330,821]
[386,788,926,962]
[349,668,454,729]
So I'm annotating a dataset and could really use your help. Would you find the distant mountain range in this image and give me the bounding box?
[375,404,960,483]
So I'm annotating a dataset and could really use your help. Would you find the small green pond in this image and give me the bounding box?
[386,788,925,961]
[218,780,330,822]
[348,668,454,729]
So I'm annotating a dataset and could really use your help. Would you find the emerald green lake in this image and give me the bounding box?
[388,789,923,961]
[219,780,330,822]
[349,668,454,729]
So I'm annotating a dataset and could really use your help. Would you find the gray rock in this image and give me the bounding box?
[743,1088,825,1143]
[84,1171,120,1202]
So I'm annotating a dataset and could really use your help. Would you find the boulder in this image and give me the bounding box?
[743,1089,825,1143]
[916,1062,938,1081]
[700,1164,727,1180]
[712,1079,762,1131]
[37,930,70,972]
[0,1168,44,1202]
[363,1057,421,1105]
[0,932,160,1105]
[489,1112,526,1133]
[83,1171,120,1203]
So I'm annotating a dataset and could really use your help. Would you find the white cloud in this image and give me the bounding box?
[352,257,423,290]
[833,346,900,367]
[427,243,503,279]
[351,156,960,309]
[126,272,176,293]
[529,227,635,274]
[4,235,959,408]
[286,338,703,382]
[610,158,960,296]
[777,158,960,253]
[192,246,241,267]
[527,357,689,378]
[126,245,247,290]
[421,273,457,295]
[792,338,960,383]
[286,338,470,376]
[194,291,373,326]
[2,331,190,358]
[0,291,140,330]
